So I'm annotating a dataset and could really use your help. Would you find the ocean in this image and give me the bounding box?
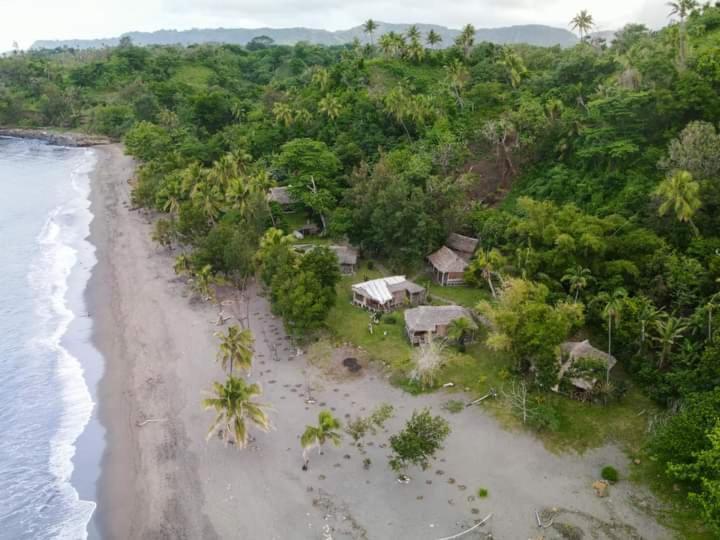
[0,137,103,539]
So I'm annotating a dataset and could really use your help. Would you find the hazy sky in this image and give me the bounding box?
[1,0,670,51]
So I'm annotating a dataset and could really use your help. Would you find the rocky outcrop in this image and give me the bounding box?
[0,128,111,147]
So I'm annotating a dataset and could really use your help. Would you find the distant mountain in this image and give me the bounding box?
[31,22,579,50]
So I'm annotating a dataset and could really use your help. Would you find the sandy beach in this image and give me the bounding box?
[89,144,670,539]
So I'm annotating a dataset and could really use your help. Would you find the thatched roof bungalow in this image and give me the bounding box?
[404,305,477,345]
[427,233,479,287]
[555,340,618,392]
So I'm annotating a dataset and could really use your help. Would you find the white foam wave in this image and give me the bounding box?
[28,149,98,540]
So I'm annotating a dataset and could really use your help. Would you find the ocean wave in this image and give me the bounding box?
[27,149,98,540]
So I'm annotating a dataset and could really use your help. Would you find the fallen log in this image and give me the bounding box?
[435,513,493,540]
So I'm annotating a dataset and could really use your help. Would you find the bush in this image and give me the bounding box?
[383,313,397,324]
[477,487,489,498]
[601,465,619,483]
[442,400,465,414]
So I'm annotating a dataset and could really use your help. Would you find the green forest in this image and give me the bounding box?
[2,2,719,534]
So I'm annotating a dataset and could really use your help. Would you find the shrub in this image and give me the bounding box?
[601,465,619,483]
[383,313,397,324]
[477,487,489,498]
[442,400,465,414]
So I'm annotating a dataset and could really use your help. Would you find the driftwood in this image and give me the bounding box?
[435,513,493,540]
[535,510,555,528]
[136,418,167,427]
[466,388,497,407]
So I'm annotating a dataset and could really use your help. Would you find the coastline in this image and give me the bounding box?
[0,128,111,147]
[85,143,670,540]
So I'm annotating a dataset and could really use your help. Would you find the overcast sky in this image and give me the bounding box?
[1,0,670,51]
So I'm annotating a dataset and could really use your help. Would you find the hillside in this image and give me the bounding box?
[31,22,579,49]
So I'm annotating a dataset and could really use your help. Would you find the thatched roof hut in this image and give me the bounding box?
[446,233,479,258]
[555,340,618,392]
[404,305,477,345]
[267,186,295,205]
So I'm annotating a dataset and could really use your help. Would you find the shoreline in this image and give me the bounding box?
[0,128,111,147]
[86,144,670,539]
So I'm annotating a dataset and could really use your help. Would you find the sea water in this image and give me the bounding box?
[0,137,102,539]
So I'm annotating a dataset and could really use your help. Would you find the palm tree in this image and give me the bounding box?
[561,265,592,302]
[190,181,223,225]
[426,29,442,49]
[455,24,475,59]
[635,297,663,353]
[406,36,425,62]
[447,317,473,352]
[652,315,689,369]
[203,376,271,448]
[667,0,698,68]
[363,19,379,46]
[445,59,469,109]
[318,95,342,121]
[272,102,294,128]
[706,293,720,342]
[384,84,412,137]
[301,410,342,469]
[466,249,506,298]
[570,10,595,41]
[311,67,330,90]
[600,288,627,383]
[655,170,701,236]
[498,47,527,89]
[192,264,216,302]
[406,25,421,41]
[215,325,254,375]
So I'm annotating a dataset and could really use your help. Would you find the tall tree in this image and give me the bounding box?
[426,29,442,49]
[598,288,627,383]
[562,265,592,302]
[363,19,379,46]
[203,376,271,448]
[655,170,701,236]
[570,10,595,41]
[214,325,254,375]
[455,24,475,59]
[667,0,698,68]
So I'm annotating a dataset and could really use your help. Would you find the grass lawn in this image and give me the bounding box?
[171,65,214,88]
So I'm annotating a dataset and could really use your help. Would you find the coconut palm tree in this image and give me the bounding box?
[190,181,223,225]
[426,29,442,49]
[272,102,294,128]
[635,297,663,353]
[667,0,698,67]
[363,19,379,46]
[311,67,330,90]
[466,249,506,298]
[498,47,527,89]
[570,10,595,41]
[706,293,720,342]
[203,376,271,448]
[447,317,473,352]
[652,315,689,369]
[406,24,421,41]
[192,264,216,302]
[655,170,701,236]
[384,84,412,137]
[318,95,342,121]
[215,325,254,375]
[406,36,425,62]
[455,24,475,59]
[301,410,342,469]
[445,59,469,109]
[599,288,627,383]
[561,265,592,302]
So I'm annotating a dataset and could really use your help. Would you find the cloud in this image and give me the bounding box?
[1,0,671,51]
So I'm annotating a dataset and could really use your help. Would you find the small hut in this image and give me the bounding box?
[554,340,618,392]
[427,233,479,286]
[267,186,296,210]
[404,305,477,345]
[329,245,358,275]
[352,276,426,312]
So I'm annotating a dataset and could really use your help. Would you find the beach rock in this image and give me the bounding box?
[0,128,111,146]
[592,480,609,497]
